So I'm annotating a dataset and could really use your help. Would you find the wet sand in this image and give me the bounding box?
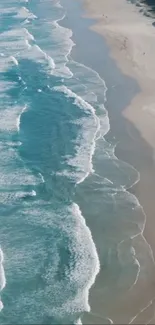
[79,0,155,323]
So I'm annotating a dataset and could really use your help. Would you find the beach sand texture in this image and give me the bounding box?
[83,0,155,149]
[81,0,155,323]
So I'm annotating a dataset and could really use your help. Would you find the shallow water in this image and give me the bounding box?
[128,0,155,18]
[0,0,154,324]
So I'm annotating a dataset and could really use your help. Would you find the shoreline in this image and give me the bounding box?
[61,0,155,323]
[82,0,155,256]
[80,0,155,323]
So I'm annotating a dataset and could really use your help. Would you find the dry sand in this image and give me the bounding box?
[80,0,155,324]
[82,0,155,147]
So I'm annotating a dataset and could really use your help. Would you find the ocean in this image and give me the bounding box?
[129,0,155,17]
[0,0,154,324]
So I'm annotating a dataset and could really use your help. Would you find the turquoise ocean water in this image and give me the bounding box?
[0,0,154,324]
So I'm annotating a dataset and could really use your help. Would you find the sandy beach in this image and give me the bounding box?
[79,0,155,323]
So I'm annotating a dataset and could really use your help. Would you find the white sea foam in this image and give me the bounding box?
[69,59,108,104]
[10,56,19,66]
[19,201,100,320]
[70,202,100,285]
[19,0,29,3]
[16,104,28,132]
[22,18,30,25]
[53,85,102,182]
[75,319,82,325]
[55,203,100,316]
[35,13,74,78]
[0,28,36,63]
[0,249,6,291]
[31,190,36,196]
[0,28,34,40]
[50,16,74,77]
[25,39,31,49]
[0,167,39,188]
[55,1,63,9]
[54,85,98,114]
[38,173,45,183]
[47,56,56,70]
[0,2,101,322]
[0,248,6,311]
[0,140,40,189]
[0,102,27,133]
[0,301,3,312]
[0,7,16,15]
[34,45,56,70]
[2,3,73,78]
[16,190,36,199]
[23,28,34,40]
[16,7,37,19]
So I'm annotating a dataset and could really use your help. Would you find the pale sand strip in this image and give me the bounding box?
[80,0,155,324]
[82,0,155,151]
